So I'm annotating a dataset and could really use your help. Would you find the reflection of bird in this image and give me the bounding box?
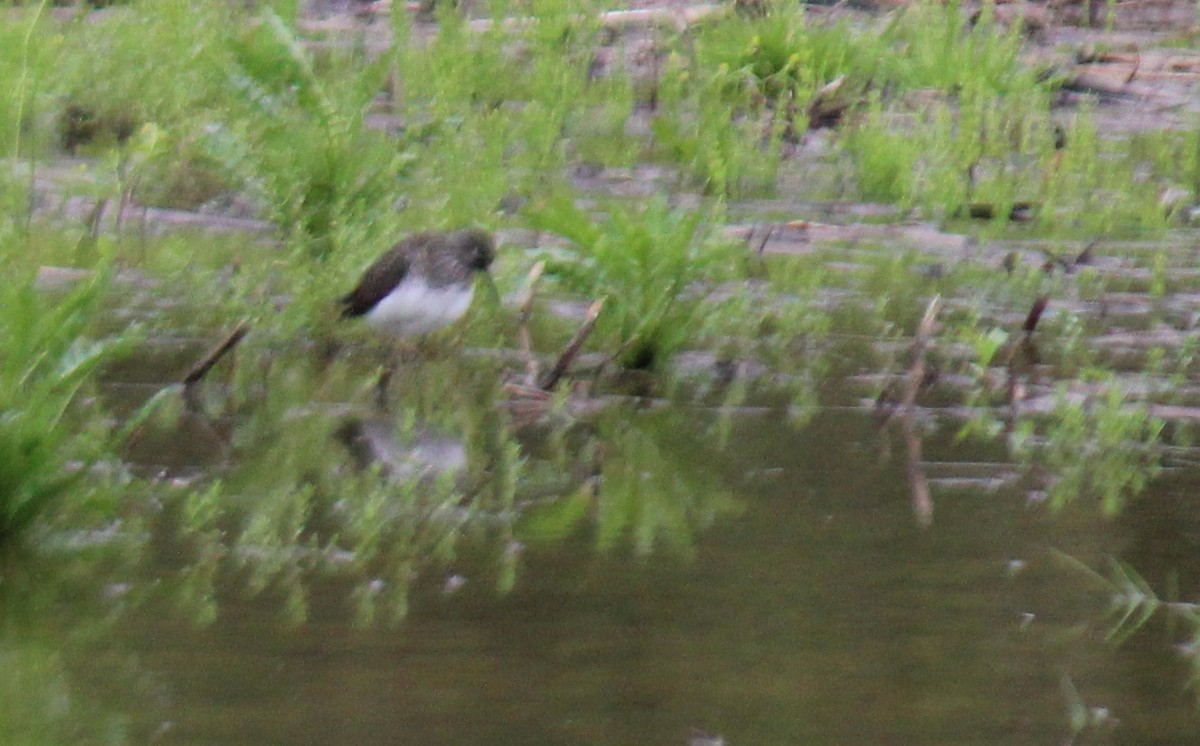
[339,229,496,405]
[340,229,496,336]
[334,418,467,484]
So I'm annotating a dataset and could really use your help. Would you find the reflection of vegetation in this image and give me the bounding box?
[120,348,751,628]
[0,640,75,745]
[520,410,742,558]
[593,416,741,557]
[0,542,164,744]
[754,254,832,416]
[137,354,525,628]
[1059,672,1118,743]
[0,592,167,744]
[954,317,1166,516]
[0,634,142,744]
[1011,383,1164,515]
[1058,554,1200,705]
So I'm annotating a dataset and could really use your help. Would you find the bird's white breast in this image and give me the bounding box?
[364,277,476,338]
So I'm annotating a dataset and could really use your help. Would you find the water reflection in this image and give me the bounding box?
[27,409,1172,744]
[520,409,743,558]
[90,334,755,636]
[334,418,468,483]
[0,546,168,744]
[6,387,1200,743]
[6,271,1200,741]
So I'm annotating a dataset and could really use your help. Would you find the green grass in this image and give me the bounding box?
[0,270,129,544]
[526,192,743,371]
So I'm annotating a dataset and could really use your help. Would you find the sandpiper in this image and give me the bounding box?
[340,228,496,336]
[340,229,496,404]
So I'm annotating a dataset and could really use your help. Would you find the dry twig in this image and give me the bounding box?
[540,298,604,391]
[900,295,942,410]
[183,322,251,387]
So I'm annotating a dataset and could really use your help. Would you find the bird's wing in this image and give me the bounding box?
[339,244,411,318]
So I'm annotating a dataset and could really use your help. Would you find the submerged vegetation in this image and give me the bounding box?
[3,0,1200,735]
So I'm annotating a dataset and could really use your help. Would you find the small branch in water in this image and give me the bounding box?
[1075,240,1096,267]
[873,295,940,527]
[540,298,604,391]
[183,322,251,387]
[1003,310,1042,435]
[754,223,775,255]
[873,295,940,426]
[900,295,941,410]
[901,296,941,527]
[900,407,933,528]
[1022,296,1049,335]
[518,261,545,387]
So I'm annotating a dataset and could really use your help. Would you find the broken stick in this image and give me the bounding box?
[183,322,251,387]
[540,298,604,391]
[900,295,942,411]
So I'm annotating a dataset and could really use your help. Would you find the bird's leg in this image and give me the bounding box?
[375,367,392,410]
[375,348,398,411]
[375,342,422,409]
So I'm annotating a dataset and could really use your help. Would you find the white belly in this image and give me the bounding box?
[364,277,476,338]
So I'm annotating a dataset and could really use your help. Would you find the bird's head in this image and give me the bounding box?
[455,229,496,272]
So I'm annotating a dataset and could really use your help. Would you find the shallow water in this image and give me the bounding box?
[9,385,1200,744]
[12,219,1200,742]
